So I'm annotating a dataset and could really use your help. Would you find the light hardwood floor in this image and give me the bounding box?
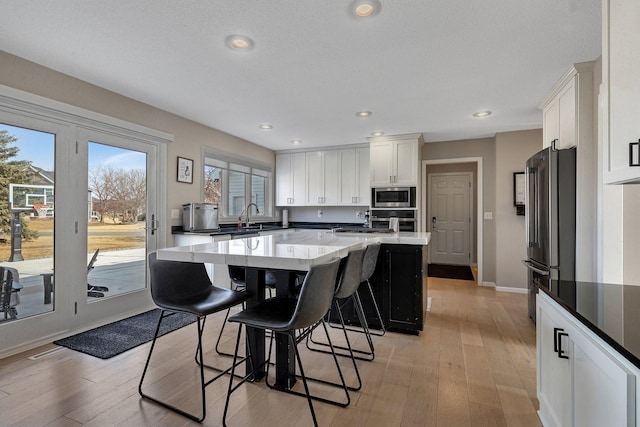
[0,277,541,427]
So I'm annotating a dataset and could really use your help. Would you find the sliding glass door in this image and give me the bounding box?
[0,100,166,356]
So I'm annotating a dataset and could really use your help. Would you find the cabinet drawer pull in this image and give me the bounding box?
[553,327,569,359]
[629,140,640,167]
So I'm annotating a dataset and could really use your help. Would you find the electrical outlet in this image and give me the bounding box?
[171,209,180,219]
[483,211,493,220]
[355,211,362,218]
[317,209,323,218]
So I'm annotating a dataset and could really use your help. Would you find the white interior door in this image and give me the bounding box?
[429,173,471,265]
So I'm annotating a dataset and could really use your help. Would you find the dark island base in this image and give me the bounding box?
[331,243,427,335]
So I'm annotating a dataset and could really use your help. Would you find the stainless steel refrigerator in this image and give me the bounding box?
[523,146,576,322]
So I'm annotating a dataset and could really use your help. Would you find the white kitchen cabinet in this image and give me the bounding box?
[276,152,305,206]
[369,134,422,187]
[540,62,593,150]
[537,292,636,427]
[602,0,640,184]
[305,150,338,205]
[339,147,370,205]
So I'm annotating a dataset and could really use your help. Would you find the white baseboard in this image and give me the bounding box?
[495,286,528,294]
[480,281,496,288]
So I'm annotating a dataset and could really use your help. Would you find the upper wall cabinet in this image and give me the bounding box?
[602,0,640,184]
[276,152,306,206]
[339,147,370,205]
[369,134,423,187]
[305,150,339,205]
[275,146,370,207]
[539,62,594,151]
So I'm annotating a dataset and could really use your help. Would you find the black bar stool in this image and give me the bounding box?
[222,258,344,427]
[139,252,252,423]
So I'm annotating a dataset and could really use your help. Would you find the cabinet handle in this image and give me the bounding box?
[553,327,569,359]
[390,176,393,184]
[551,139,558,151]
[629,140,640,167]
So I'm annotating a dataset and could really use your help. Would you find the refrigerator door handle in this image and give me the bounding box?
[522,260,550,276]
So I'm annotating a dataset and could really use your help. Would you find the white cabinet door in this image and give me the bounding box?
[356,147,370,205]
[276,153,306,205]
[339,148,357,205]
[557,79,576,149]
[603,0,640,183]
[537,296,573,427]
[306,150,339,205]
[394,139,419,186]
[323,150,339,205]
[543,99,560,148]
[370,140,395,186]
[305,151,324,204]
[572,329,635,427]
[338,147,370,205]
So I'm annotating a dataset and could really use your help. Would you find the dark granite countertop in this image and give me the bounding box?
[172,222,369,235]
[538,280,640,369]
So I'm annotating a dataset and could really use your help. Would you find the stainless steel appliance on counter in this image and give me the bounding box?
[182,203,219,231]
[372,187,416,208]
[523,146,576,322]
[370,209,416,232]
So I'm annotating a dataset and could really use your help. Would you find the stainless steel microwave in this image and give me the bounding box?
[372,187,416,208]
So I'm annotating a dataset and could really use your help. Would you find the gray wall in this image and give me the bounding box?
[423,131,543,288]
[422,137,497,284]
[495,129,542,290]
[0,51,275,246]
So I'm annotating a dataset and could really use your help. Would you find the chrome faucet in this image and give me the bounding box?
[243,203,259,227]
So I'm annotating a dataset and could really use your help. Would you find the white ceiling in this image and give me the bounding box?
[1,0,601,151]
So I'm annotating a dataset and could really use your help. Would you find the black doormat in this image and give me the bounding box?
[54,309,196,359]
[428,264,475,281]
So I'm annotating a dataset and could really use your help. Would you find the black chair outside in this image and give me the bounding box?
[86,248,108,297]
[223,258,345,427]
[139,252,252,423]
[0,267,21,321]
[215,265,276,356]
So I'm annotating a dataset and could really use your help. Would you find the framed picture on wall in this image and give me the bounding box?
[177,156,193,184]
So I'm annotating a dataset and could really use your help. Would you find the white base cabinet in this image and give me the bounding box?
[537,292,637,427]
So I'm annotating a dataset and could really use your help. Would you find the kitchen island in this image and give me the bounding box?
[159,229,430,389]
[165,228,431,334]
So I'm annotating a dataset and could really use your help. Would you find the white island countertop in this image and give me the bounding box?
[159,229,430,271]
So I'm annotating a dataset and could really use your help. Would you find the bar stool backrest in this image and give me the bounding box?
[148,252,212,309]
[361,243,381,282]
[334,247,367,299]
[285,258,341,331]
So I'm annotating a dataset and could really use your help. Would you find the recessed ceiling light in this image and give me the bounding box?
[356,111,372,118]
[291,140,302,145]
[371,131,385,137]
[351,0,382,17]
[258,124,273,130]
[473,111,492,118]
[225,35,254,51]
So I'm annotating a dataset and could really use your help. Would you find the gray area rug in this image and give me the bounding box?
[54,309,196,359]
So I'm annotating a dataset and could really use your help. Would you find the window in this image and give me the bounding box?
[203,152,272,221]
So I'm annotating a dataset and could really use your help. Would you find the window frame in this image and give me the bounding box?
[202,148,273,223]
